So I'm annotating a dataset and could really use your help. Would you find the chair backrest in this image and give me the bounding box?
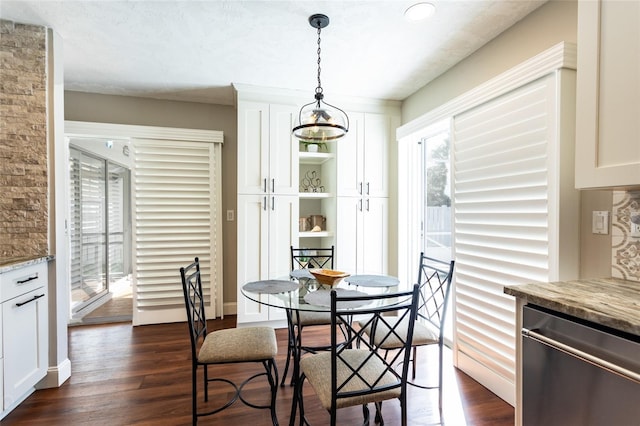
[330,285,420,405]
[416,253,455,339]
[291,246,334,270]
[180,257,207,361]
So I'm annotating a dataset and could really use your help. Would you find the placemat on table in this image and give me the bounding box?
[243,280,299,294]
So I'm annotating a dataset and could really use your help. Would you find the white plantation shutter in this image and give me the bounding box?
[132,136,223,326]
[452,72,578,405]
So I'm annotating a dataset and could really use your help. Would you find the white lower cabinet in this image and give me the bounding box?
[0,261,49,419]
[336,196,388,275]
[236,194,298,325]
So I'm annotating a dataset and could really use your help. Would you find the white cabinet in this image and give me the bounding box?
[1,261,48,419]
[236,92,300,325]
[336,197,388,275]
[337,112,395,198]
[237,194,298,324]
[575,0,640,189]
[335,111,398,274]
[237,100,299,195]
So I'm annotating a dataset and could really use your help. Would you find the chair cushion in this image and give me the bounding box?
[359,318,439,350]
[300,350,401,410]
[198,326,277,363]
[292,311,333,326]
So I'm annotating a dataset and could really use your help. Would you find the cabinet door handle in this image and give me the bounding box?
[271,196,275,211]
[366,182,370,195]
[359,182,363,195]
[358,199,362,212]
[263,178,267,193]
[263,196,267,211]
[366,199,370,211]
[17,274,38,284]
[15,293,45,307]
[271,178,275,193]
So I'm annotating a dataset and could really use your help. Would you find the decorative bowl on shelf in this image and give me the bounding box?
[309,269,350,287]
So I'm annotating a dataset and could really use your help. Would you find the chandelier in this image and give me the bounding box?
[292,14,349,142]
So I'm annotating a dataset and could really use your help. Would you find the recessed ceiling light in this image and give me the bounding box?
[404,2,436,21]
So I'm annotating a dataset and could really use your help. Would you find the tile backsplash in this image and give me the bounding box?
[612,191,640,282]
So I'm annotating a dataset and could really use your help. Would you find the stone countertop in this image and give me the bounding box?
[0,255,54,274]
[504,278,640,336]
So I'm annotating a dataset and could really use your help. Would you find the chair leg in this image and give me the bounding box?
[192,363,198,425]
[266,359,280,426]
[203,364,209,402]
[373,402,382,425]
[438,343,444,418]
[281,312,295,386]
[412,346,417,379]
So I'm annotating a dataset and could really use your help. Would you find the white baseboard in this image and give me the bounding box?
[223,302,236,316]
[37,358,72,389]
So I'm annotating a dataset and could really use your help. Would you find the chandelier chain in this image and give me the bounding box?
[316,26,323,95]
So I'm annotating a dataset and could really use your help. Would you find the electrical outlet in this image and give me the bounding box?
[226,210,234,221]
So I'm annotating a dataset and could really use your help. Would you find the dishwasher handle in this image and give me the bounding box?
[522,328,640,384]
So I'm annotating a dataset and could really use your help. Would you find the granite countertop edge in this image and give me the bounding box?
[0,255,54,274]
[504,277,640,337]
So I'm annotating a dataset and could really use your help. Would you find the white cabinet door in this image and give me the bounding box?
[237,194,298,324]
[336,196,387,275]
[337,112,396,198]
[336,197,362,273]
[237,101,298,195]
[361,197,389,275]
[337,112,364,198]
[269,104,299,195]
[238,101,270,195]
[3,287,48,409]
[267,194,298,321]
[575,0,640,188]
[363,114,391,198]
[237,194,270,323]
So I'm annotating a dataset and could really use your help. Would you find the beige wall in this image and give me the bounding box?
[401,0,612,279]
[64,91,239,305]
[403,0,578,122]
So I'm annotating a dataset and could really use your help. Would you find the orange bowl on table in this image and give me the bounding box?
[309,269,350,287]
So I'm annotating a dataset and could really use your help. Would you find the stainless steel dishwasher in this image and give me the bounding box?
[522,304,640,426]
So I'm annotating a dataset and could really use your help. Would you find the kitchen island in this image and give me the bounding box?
[504,277,640,335]
[504,278,640,426]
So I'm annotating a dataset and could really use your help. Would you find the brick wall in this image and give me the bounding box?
[0,20,49,258]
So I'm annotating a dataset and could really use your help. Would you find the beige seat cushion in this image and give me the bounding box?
[359,318,439,350]
[300,349,401,410]
[198,326,277,363]
[292,311,333,326]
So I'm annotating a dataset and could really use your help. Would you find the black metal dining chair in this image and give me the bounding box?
[281,246,335,386]
[294,284,421,425]
[180,257,279,425]
[359,253,455,417]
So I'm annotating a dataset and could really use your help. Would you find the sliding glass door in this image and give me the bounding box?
[69,146,130,314]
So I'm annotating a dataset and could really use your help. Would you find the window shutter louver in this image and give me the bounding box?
[453,77,556,404]
[132,138,223,325]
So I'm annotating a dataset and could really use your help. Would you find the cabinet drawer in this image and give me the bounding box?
[0,262,47,303]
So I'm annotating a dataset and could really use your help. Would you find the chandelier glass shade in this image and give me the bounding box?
[292,14,349,142]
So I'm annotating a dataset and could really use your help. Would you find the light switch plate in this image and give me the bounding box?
[592,211,609,234]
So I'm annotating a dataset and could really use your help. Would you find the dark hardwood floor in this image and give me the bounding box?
[3,317,514,425]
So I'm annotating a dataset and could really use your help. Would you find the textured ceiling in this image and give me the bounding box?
[1,0,547,105]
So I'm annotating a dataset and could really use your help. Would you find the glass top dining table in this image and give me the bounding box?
[241,273,403,313]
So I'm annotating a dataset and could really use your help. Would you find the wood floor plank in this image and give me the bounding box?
[2,317,514,425]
